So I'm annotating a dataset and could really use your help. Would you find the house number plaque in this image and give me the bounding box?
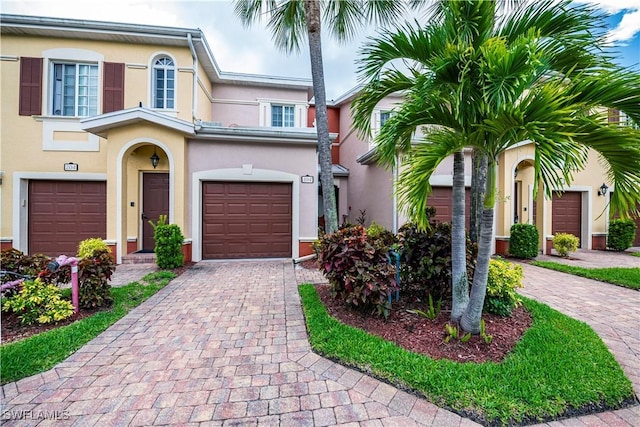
[64,162,79,172]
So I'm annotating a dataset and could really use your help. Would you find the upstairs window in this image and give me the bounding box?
[380,111,392,127]
[271,105,295,127]
[153,57,175,109]
[52,63,98,117]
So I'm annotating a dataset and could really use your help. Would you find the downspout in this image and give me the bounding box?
[187,33,198,122]
[392,154,399,233]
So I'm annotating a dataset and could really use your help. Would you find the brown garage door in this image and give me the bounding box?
[552,192,582,243]
[29,180,106,256]
[202,182,292,259]
[427,187,471,229]
[632,212,640,247]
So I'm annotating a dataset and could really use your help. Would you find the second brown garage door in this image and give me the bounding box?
[427,187,471,229]
[202,182,292,259]
[29,180,107,256]
[552,191,582,244]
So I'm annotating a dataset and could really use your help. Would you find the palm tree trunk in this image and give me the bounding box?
[450,150,469,323]
[470,149,487,244]
[305,0,338,234]
[460,160,496,334]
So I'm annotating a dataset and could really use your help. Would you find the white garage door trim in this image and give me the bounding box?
[551,186,592,250]
[12,172,107,254]
[191,168,300,261]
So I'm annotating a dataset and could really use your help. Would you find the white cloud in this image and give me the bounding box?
[574,0,640,14]
[607,8,640,43]
[573,0,640,44]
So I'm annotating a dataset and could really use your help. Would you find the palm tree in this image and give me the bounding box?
[233,0,406,234]
[352,0,640,333]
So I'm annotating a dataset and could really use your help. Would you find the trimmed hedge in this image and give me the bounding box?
[607,219,636,251]
[508,224,539,259]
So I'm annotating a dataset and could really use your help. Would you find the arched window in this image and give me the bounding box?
[152,56,175,109]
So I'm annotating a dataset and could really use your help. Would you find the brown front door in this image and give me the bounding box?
[552,192,582,244]
[28,180,106,256]
[142,173,169,252]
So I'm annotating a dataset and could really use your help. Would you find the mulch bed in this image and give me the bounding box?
[1,308,106,345]
[314,284,533,364]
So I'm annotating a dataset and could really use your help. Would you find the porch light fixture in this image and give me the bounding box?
[597,182,608,196]
[150,148,160,169]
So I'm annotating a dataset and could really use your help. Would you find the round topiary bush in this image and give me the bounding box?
[508,223,539,259]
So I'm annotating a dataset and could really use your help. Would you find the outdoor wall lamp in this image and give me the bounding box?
[0,171,3,185]
[150,148,160,169]
[597,182,609,196]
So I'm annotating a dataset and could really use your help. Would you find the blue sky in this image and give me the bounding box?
[1,0,639,99]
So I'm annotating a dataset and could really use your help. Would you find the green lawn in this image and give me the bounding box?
[298,284,634,426]
[1,271,176,384]
[530,261,640,290]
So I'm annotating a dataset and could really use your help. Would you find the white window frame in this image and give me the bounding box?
[370,109,394,147]
[50,62,99,117]
[151,55,176,110]
[271,104,295,128]
[258,99,307,128]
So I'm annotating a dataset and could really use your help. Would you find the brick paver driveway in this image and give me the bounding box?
[1,261,478,426]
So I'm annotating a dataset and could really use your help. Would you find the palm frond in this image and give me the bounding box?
[267,0,307,52]
[575,122,640,218]
[322,0,363,42]
[396,130,465,228]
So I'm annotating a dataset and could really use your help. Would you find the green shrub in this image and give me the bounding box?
[607,219,637,251]
[397,211,476,302]
[508,223,539,259]
[315,225,397,318]
[78,249,115,309]
[2,278,74,325]
[366,222,397,250]
[77,238,111,258]
[154,224,184,269]
[553,233,579,257]
[483,258,524,316]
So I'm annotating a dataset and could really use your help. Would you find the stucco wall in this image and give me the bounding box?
[187,139,318,258]
[211,85,309,127]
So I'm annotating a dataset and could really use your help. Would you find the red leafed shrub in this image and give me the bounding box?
[314,225,397,318]
[78,249,115,309]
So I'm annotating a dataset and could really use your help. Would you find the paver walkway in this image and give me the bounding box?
[2,250,638,426]
[1,261,479,426]
[516,260,640,426]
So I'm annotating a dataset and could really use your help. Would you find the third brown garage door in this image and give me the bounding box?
[202,182,292,259]
[29,180,106,256]
[552,191,582,244]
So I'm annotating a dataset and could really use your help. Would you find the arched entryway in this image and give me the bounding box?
[116,140,174,262]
